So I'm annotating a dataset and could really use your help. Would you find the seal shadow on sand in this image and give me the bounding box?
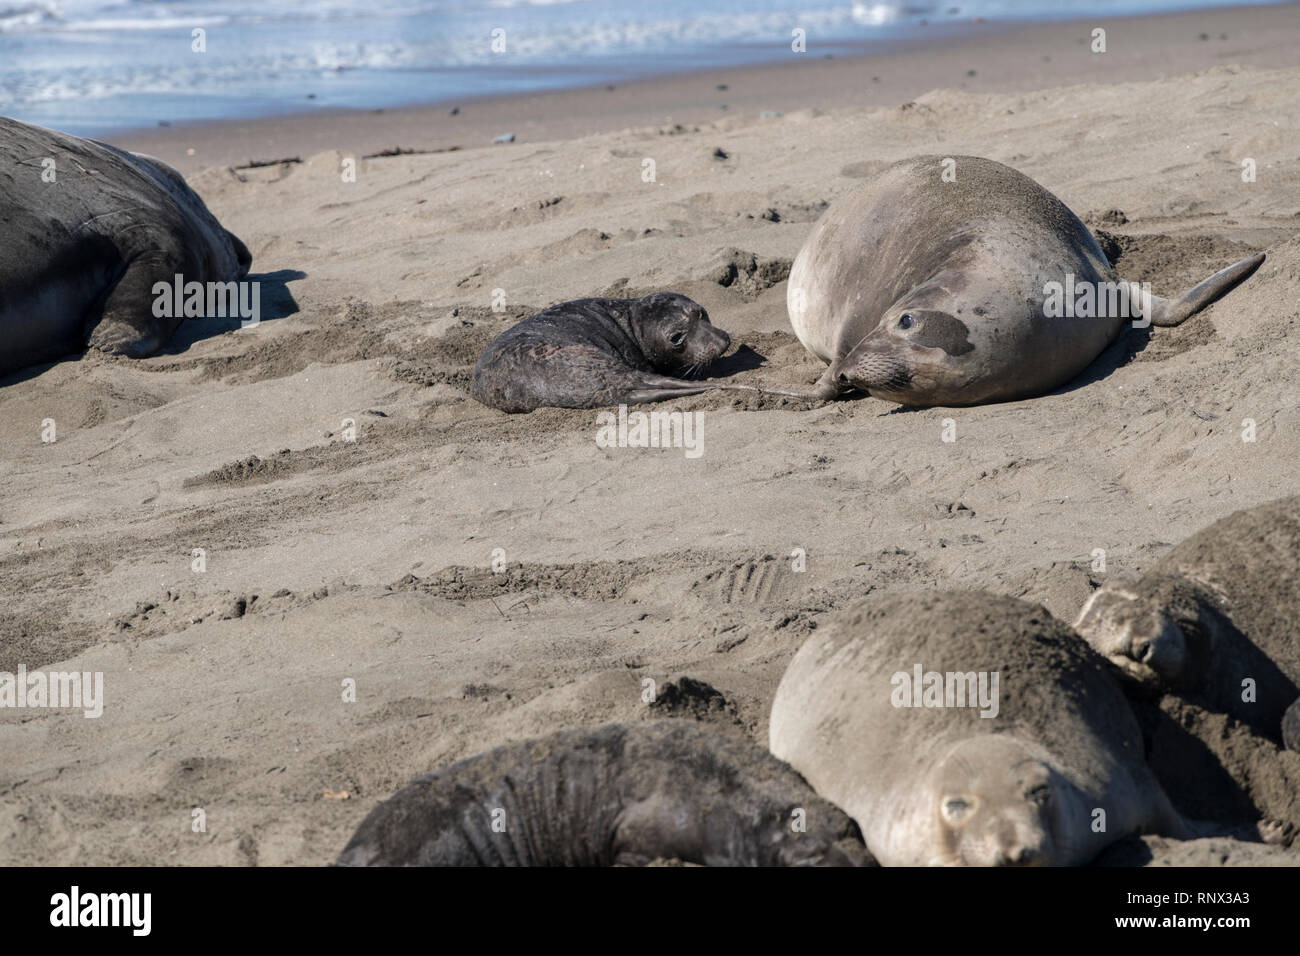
[706,343,768,377]
[0,270,306,387]
[1049,324,1154,397]
[156,269,307,355]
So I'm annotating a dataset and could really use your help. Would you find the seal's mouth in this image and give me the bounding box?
[678,328,730,378]
[829,348,913,398]
[1104,653,1165,693]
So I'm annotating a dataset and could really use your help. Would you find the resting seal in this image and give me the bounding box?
[784,155,1265,405]
[470,292,772,412]
[769,591,1189,865]
[0,117,252,378]
[340,592,1282,866]
[1074,495,1300,744]
[336,720,869,866]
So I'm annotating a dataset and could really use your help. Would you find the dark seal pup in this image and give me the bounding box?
[336,720,870,866]
[1,116,251,378]
[784,155,1265,406]
[471,292,765,412]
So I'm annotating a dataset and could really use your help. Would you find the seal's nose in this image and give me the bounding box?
[994,844,1043,866]
[228,230,252,278]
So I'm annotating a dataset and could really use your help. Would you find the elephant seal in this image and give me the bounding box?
[1074,495,1300,743]
[1,117,251,378]
[336,720,870,866]
[784,155,1265,405]
[769,591,1189,865]
[470,292,775,412]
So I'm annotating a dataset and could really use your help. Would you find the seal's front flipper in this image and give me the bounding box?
[622,384,720,404]
[703,366,842,402]
[623,369,839,405]
[716,365,841,402]
[1146,252,1266,328]
[618,372,721,404]
[85,252,185,357]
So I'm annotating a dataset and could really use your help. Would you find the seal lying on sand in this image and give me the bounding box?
[769,591,1192,866]
[1074,495,1300,744]
[783,155,1265,406]
[343,592,1241,867]
[470,292,774,412]
[0,116,252,378]
[336,720,870,866]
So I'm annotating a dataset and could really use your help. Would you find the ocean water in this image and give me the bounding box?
[0,0,1286,135]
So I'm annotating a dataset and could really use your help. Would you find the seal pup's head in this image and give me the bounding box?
[1073,576,1218,693]
[629,292,730,378]
[922,735,1076,867]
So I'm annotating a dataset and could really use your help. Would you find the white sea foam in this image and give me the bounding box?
[0,0,1282,133]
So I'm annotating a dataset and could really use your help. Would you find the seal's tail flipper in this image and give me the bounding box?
[1147,252,1265,327]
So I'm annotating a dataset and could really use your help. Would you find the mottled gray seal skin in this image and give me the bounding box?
[470,292,760,412]
[1,116,251,378]
[1284,699,1300,753]
[770,591,1190,866]
[336,720,871,866]
[785,155,1265,406]
[1074,495,1300,744]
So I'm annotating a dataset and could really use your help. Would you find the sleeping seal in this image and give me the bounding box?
[470,292,771,412]
[769,591,1190,865]
[0,116,252,378]
[335,720,870,866]
[784,155,1265,405]
[340,591,1283,866]
[1073,495,1300,743]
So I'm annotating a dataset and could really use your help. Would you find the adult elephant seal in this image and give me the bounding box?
[785,155,1265,405]
[770,591,1190,865]
[471,292,770,412]
[1074,495,1300,745]
[1,116,251,378]
[336,720,870,866]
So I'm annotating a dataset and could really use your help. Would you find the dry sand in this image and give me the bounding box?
[2,8,1299,865]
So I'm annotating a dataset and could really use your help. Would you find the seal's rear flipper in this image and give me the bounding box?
[1147,252,1265,327]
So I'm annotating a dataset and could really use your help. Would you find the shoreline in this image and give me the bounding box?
[113,3,1300,174]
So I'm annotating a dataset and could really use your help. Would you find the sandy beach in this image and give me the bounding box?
[2,4,1299,865]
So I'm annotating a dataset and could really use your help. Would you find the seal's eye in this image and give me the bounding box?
[942,796,973,823]
[669,330,688,348]
[1026,784,1050,807]
[898,313,915,329]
